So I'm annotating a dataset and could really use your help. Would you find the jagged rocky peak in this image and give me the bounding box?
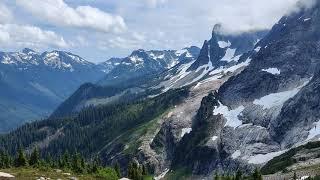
[188,24,267,71]
[166,2,320,176]
[21,48,37,55]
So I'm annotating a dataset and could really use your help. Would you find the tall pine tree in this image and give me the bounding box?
[29,148,40,167]
[15,147,27,167]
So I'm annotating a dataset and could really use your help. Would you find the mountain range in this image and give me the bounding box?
[1,0,320,179]
[0,49,105,132]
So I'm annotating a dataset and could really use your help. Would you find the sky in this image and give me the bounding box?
[0,0,311,63]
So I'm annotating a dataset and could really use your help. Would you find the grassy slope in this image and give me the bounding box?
[261,141,320,175]
[0,168,98,180]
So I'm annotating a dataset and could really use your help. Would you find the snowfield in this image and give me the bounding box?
[253,80,310,109]
[213,102,244,128]
[262,68,281,75]
[181,128,192,137]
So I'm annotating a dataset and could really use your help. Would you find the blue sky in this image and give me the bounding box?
[0,0,308,63]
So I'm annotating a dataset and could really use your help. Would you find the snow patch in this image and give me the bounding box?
[185,52,193,58]
[212,136,218,141]
[300,176,310,180]
[213,102,244,128]
[44,52,74,71]
[162,60,195,91]
[218,41,231,48]
[209,58,251,76]
[231,150,241,159]
[254,46,261,52]
[221,48,236,62]
[1,55,15,64]
[262,68,281,75]
[253,80,310,109]
[247,150,286,164]
[181,128,192,137]
[304,18,311,22]
[154,169,170,180]
[175,49,187,56]
[67,53,86,64]
[129,56,144,63]
[307,120,320,141]
[175,49,193,58]
[150,53,165,59]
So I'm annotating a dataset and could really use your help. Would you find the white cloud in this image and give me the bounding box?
[1,0,317,62]
[104,36,142,49]
[0,24,68,48]
[289,0,317,14]
[16,0,127,33]
[174,0,302,35]
[0,30,10,43]
[0,2,13,23]
[144,0,168,8]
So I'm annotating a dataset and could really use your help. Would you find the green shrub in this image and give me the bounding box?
[96,168,118,180]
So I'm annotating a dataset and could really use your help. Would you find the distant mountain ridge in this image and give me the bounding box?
[51,46,201,118]
[0,47,201,132]
[0,48,106,132]
[98,47,201,86]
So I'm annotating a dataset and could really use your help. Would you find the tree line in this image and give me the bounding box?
[0,147,150,180]
[0,147,118,179]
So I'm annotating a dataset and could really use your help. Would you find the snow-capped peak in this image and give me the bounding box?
[175,48,193,58]
[129,55,144,63]
[43,51,74,71]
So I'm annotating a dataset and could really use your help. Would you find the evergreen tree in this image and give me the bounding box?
[0,150,11,168]
[142,164,148,176]
[62,151,71,169]
[235,170,242,180]
[29,147,40,167]
[15,147,28,167]
[293,171,297,180]
[214,171,220,180]
[252,168,262,180]
[128,162,134,179]
[114,163,121,178]
[91,156,101,173]
[127,161,143,180]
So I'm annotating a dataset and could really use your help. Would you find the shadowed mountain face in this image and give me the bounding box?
[187,24,267,72]
[170,1,320,175]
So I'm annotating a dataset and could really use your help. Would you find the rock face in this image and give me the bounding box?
[188,24,267,72]
[99,26,269,178]
[0,49,105,132]
[163,1,320,177]
[155,27,266,92]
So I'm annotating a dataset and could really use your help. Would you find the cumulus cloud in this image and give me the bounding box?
[1,0,317,61]
[16,0,127,33]
[0,24,68,48]
[289,0,317,14]
[174,0,303,35]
